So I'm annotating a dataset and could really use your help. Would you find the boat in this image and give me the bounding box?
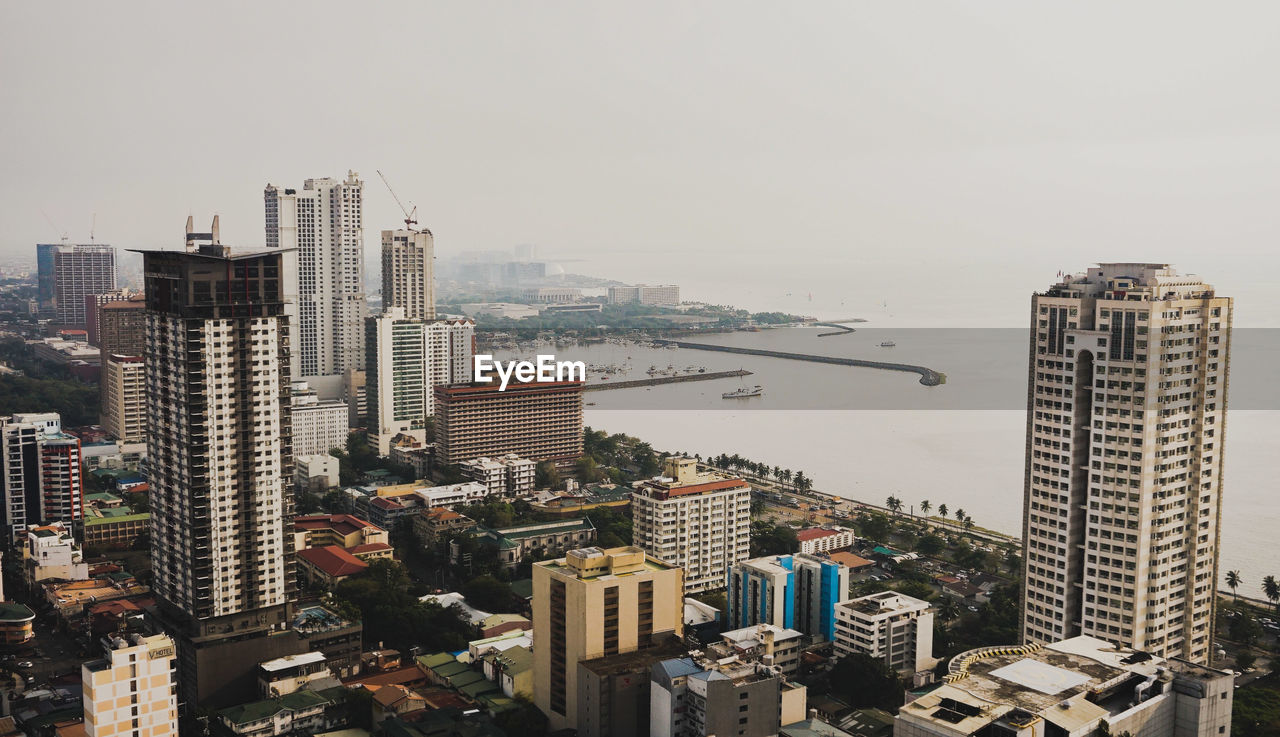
[723,385,764,399]
[879,341,896,347]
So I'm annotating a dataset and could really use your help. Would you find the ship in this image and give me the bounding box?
[879,340,896,347]
[723,385,764,399]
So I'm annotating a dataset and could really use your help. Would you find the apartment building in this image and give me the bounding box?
[651,651,807,737]
[83,633,179,737]
[84,289,133,346]
[607,284,680,306]
[631,456,751,593]
[727,553,850,642]
[52,244,116,327]
[381,229,435,320]
[895,636,1232,737]
[1022,264,1231,664]
[365,309,474,454]
[140,227,306,709]
[290,382,349,456]
[102,354,146,442]
[1,413,83,538]
[796,526,856,555]
[265,173,366,383]
[433,381,584,470]
[459,454,537,497]
[533,546,684,733]
[834,591,934,674]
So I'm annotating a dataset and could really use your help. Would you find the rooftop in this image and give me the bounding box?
[260,651,327,673]
[298,545,368,578]
[219,689,334,726]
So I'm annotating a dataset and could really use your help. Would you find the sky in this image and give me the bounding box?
[4,2,1280,325]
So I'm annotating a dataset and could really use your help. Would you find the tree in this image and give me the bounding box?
[1229,614,1263,646]
[576,456,605,483]
[535,460,562,489]
[1236,651,1257,672]
[917,534,945,556]
[859,513,892,543]
[920,500,931,518]
[820,653,904,711]
[938,504,949,520]
[954,508,965,525]
[1264,575,1280,611]
[885,496,902,515]
[462,575,516,612]
[750,521,799,557]
[633,442,660,477]
[937,597,962,622]
[793,471,812,492]
[1226,570,1242,602]
[493,695,549,737]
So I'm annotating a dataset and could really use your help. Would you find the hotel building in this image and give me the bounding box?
[433,381,584,470]
[533,546,684,733]
[631,457,751,593]
[1022,264,1231,664]
[83,633,180,737]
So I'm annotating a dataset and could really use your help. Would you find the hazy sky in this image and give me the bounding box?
[4,2,1280,324]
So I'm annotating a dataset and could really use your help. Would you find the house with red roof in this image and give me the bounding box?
[296,545,369,589]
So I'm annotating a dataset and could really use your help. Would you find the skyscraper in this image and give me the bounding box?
[1,412,83,538]
[381,229,435,319]
[102,354,146,442]
[51,244,116,327]
[83,634,179,737]
[140,221,303,707]
[1021,264,1230,664]
[265,173,365,386]
[35,242,58,310]
[365,308,474,453]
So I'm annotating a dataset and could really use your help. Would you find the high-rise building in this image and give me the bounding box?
[35,242,59,310]
[84,289,131,345]
[96,295,147,360]
[1021,264,1231,665]
[140,223,304,708]
[83,633,180,737]
[381,229,435,320]
[833,591,934,674]
[290,382,349,457]
[365,309,473,454]
[727,553,850,642]
[52,244,117,327]
[1,413,83,538]
[433,380,583,469]
[533,546,684,733]
[631,456,751,594]
[102,354,146,442]
[265,173,365,384]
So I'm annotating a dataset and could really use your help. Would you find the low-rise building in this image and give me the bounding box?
[297,546,369,589]
[25,523,89,585]
[217,689,343,737]
[0,601,35,645]
[834,591,934,675]
[415,481,490,509]
[608,284,680,306]
[455,518,597,571]
[82,509,148,548]
[83,634,178,737]
[715,624,804,677]
[295,455,340,494]
[895,636,1233,737]
[796,526,857,555]
[651,651,806,737]
[459,454,536,497]
[291,382,350,457]
[412,507,476,551]
[257,651,337,697]
[295,514,388,550]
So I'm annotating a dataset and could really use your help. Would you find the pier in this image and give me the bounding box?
[654,340,945,386]
[814,322,855,337]
[583,369,753,392]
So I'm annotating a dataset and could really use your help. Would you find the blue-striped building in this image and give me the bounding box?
[726,553,849,642]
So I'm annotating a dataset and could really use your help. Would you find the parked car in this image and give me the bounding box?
[16,661,33,669]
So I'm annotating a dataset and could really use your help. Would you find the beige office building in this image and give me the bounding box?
[533,546,684,733]
[1022,264,1231,664]
[83,633,180,737]
[631,457,751,593]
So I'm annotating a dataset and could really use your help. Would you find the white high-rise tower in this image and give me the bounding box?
[381,228,435,320]
[265,172,365,386]
[1021,263,1230,664]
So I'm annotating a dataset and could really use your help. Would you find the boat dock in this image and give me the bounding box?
[653,340,945,386]
[583,369,753,392]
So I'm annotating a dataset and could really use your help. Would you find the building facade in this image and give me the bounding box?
[290,382,349,457]
[381,229,435,320]
[533,546,684,733]
[1021,264,1231,665]
[459,454,537,497]
[608,284,680,306]
[1,413,83,538]
[52,244,117,327]
[433,381,584,470]
[365,310,474,454]
[97,296,147,361]
[83,633,180,737]
[265,173,366,383]
[834,591,934,674]
[631,457,751,593]
[141,229,303,709]
[727,553,849,642]
[102,354,146,442]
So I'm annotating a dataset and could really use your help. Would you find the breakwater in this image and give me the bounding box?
[583,369,753,392]
[814,322,855,337]
[654,340,945,386]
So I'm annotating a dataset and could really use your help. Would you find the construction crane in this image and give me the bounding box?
[377,169,418,229]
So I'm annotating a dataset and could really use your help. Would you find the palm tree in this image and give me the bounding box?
[937,597,961,622]
[954,508,966,527]
[1225,570,1242,602]
[963,516,975,535]
[773,466,783,483]
[1264,575,1280,612]
[938,504,949,520]
[780,469,792,487]
[920,500,931,518]
[793,472,812,492]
